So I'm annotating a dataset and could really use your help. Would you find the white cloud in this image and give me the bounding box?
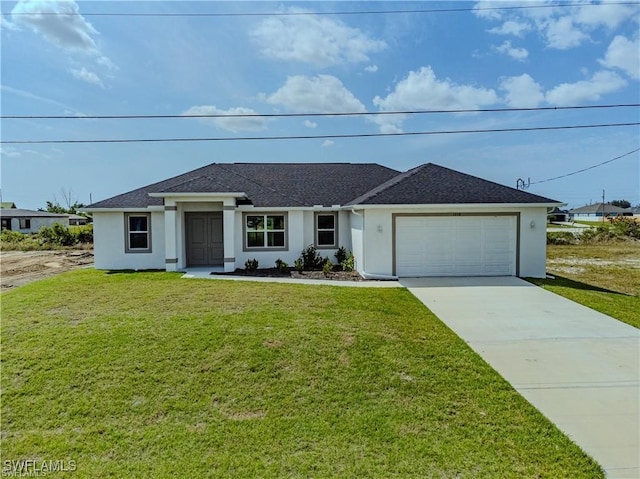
[543,16,589,50]
[250,7,386,67]
[599,34,640,80]
[1,14,20,31]
[372,66,498,133]
[303,120,317,128]
[70,67,104,87]
[266,75,366,113]
[365,65,379,73]
[546,70,627,106]
[488,20,530,37]
[182,105,268,133]
[500,74,544,107]
[574,3,635,29]
[0,84,85,116]
[11,0,99,52]
[373,66,498,111]
[476,1,637,51]
[321,140,334,147]
[0,147,21,158]
[495,41,528,61]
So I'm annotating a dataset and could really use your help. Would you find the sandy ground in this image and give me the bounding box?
[0,250,94,291]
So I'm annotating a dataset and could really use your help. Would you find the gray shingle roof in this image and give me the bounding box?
[87,163,399,208]
[0,208,69,218]
[568,203,631,214]
[86,162,560,209]
[346,163,558,205]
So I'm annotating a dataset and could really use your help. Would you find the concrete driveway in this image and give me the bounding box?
[401,276,639,479]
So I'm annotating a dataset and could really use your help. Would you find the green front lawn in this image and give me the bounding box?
[1,270,602,478]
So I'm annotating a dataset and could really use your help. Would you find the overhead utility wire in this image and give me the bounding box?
[3,122,638,145]
[6,2,638,16]
[531,148,640,185]
[4,104,638,120]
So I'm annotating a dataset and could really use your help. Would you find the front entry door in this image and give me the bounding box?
[186,213,224,266]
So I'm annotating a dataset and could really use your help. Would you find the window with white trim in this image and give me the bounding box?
[245,214,286,249]
[125,213,151,253]
[19,218,31,229]
[315,212,337,248]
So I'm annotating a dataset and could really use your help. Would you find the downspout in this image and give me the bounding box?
[350,208,398,281]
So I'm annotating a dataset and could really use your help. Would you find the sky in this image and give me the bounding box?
[1,0,639,210]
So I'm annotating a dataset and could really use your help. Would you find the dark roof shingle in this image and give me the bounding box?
[347,163,558,205]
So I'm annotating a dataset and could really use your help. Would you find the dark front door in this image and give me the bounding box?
[186,213,224,266]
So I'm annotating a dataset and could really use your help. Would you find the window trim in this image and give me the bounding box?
[314,212,338,249]
[243,212,288,251]
[19,218,31,229]
[124,213,152,253]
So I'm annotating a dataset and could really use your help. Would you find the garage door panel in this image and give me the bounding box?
[396,215,516,277]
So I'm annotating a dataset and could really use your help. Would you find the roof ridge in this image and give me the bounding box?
[347,164,429,205]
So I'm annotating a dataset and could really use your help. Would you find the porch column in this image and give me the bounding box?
[164,201,178,272]
[223,202,236,273]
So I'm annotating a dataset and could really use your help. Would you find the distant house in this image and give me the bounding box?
[1,202,17,209]
[84,162,561,279]
[630,206,640,217]
[568,203,633,221]
[0,208,70,233]
[68,214,90,226]
[547,207,569,223]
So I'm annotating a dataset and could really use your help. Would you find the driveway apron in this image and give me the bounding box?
[401,276,639,479]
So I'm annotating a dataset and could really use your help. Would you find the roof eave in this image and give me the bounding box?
[345,202,565,210]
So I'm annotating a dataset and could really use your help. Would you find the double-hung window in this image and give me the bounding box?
[19,218,31,229]
[125,213,151,253]
[245,214,286,250]
[315,212,337,248]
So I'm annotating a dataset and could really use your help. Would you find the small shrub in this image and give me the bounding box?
[335,246,348,265]
[609,217,640,240]
[244,258,259,272]
[38,223,75,246]
[546,231,577,245]
[70,224,93,243]
[340,252,355,272]
[579,225,622,244]
[294,259,304,273]
[275,259,288,273]
[1,230,26,243]
[300,244,324,270]
[322,259,334,276]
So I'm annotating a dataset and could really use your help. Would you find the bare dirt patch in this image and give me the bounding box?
[0,250,94,290]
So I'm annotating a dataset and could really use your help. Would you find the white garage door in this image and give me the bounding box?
[395,215,517,277]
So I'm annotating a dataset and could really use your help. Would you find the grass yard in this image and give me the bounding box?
[530,242,640,328]
[1,270,603,478]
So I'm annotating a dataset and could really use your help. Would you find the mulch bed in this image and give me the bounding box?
[212,268,365,282]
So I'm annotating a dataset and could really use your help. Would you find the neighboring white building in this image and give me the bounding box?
[0,208,70,233]
[84,163,562,279]
[568,203,633,222]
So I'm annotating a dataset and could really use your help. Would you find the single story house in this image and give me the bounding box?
[84,162,562,279]
[547,207,569,223]
[68,214,90,225]
[0,208,70,233]
[568,203,633,221]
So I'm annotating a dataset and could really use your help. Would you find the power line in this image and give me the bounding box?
[5,2,639,17]
[3,104,638,120]
[3,122,638,145]
[531,148,640,185]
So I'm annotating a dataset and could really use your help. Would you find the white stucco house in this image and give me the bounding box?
[0,208,70,233]
[83,162,562,279]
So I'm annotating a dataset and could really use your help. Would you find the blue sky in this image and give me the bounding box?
[1,0,639,210]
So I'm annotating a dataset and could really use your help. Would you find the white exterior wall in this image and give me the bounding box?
[517,207,548,278]
[9,216,69,234]
[93,211,165,270]
[358,206,549,279]
[349,211,364,274]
